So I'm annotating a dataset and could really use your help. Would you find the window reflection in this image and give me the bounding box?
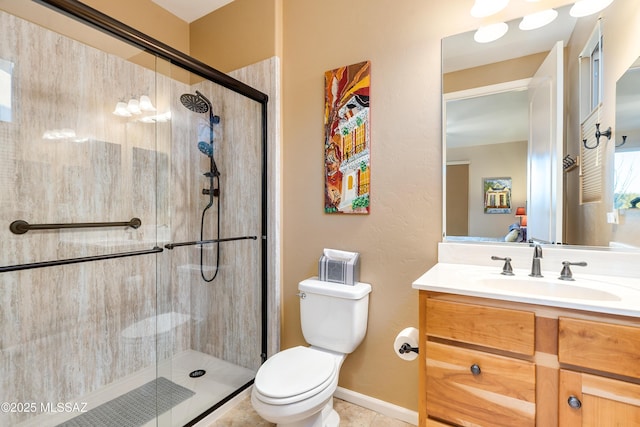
[615,151,640,209]
[0,58,13,122]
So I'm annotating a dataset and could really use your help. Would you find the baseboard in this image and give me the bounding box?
[334,386,418,426]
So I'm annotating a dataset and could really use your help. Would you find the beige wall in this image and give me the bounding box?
[279,0,578,412]
[84,0,189,53]
[448,142,528,238]
[444,52,547,93]
[190,0,281,73]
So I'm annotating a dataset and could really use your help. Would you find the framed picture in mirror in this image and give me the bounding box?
[483,177,512,214]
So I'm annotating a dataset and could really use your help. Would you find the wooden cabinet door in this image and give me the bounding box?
[559,369,640,426]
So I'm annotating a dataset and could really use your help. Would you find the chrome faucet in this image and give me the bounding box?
[529,244,543,277]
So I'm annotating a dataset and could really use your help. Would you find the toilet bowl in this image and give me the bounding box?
[251,278,372,427]
[251,346,345,427]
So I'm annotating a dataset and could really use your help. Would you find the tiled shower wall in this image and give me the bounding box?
[0,8,265,425]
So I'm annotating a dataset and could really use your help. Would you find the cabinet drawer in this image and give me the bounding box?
[426,299,535,355]
[426,341,536,427]
[558,317,640,379]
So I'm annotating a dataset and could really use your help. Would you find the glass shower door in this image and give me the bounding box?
[0,1,268,426]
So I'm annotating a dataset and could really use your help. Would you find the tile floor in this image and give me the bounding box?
[207,396,415,427]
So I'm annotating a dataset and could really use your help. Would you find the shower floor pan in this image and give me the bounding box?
[17,350,255,427]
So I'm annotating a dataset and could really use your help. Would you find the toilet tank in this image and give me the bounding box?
[298,278,372,354]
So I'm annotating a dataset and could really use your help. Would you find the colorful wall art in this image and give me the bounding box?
[483,177,512,214]
[324,61,371,214]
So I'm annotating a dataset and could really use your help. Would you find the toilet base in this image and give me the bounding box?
[273,400,339,427]
[323,408,340,427]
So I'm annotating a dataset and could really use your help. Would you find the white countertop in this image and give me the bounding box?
[413,262,640,317]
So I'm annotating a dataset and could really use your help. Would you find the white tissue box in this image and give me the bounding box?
[318,249,360,285]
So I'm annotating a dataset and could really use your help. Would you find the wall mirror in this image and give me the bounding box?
[613,55,640,247]
[442,0,640,249]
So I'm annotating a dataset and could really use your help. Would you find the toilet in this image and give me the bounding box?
[251,277,372,427]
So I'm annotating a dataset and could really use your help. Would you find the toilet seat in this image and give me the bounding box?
[254,346,337,405]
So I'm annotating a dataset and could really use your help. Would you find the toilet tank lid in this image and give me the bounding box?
[299,278,372,299]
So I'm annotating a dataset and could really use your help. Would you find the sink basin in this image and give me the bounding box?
[476,277,621,301]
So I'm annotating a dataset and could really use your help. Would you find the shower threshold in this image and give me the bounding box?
[16,350,255,427]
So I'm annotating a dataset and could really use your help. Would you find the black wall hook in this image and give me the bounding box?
[616,135,627,148]
[582,138,594,149]
[583,123,612,149]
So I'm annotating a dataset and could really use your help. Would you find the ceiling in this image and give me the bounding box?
[442,4,577,73]
[151,0,234,23]
[444,4,578,149]
[446,89,530,149]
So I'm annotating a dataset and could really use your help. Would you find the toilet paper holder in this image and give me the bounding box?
[398,342,419,354]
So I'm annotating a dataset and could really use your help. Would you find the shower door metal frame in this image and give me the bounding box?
[31,0,270,425]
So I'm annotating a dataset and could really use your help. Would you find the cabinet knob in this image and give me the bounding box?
[470,364,481,376]
[567,395,582,409]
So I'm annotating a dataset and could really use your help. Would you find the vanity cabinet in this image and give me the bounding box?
[419,292,640,427]
[557,317,640,426]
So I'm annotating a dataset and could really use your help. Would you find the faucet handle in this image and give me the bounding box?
[558,261,587,281]
[491,256,514,276]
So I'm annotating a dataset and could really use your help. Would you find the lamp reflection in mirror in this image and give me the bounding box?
[515,207,527,240]
[471,0,509,18]
[515,206,527,225]
[113,95,156,117]
[112,101,131,117]
[570,0,615,17]
[519,9,559,30]
[139,95,156,112]
[126,98,141,115]
[474,22,509,43]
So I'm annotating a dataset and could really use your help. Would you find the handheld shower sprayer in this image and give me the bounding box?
[179,90,223,282]
[180,90,221,177]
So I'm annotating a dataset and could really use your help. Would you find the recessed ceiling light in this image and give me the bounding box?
[474,22,509,43]
[470,0,510,18]
[570,0,614,17]
[519,9,559,30]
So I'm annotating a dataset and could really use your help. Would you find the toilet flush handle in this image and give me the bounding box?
[296,292,306,299]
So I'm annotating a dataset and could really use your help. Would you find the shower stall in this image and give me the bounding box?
[0,1,270,426]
